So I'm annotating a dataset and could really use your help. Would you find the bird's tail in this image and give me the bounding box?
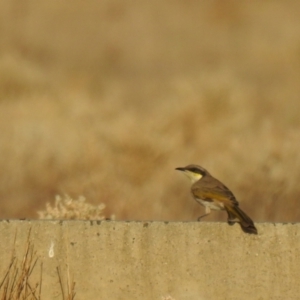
[226,206,257,234]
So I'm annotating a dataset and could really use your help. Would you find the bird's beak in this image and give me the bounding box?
[175,167,185,171]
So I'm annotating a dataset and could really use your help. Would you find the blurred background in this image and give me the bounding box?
[0,0,300,222]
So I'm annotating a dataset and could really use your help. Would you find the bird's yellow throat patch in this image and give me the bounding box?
[184,170,203,183]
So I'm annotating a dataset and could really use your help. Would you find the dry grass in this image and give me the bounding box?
[0,229,76,300]
[56,266,76,300]
[0,1,300,223]
[0,229,41,300]
[37,195,113,220]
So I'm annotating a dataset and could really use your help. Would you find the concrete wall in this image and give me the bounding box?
[0,220,299,300]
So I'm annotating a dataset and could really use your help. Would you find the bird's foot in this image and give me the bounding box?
[197,215,208,221]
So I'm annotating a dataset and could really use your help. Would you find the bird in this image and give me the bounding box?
[175,164,257,234]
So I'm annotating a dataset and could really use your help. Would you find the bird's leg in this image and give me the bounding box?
[197,206,211,221]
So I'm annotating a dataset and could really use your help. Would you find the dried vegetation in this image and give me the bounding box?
[0,1,300,223]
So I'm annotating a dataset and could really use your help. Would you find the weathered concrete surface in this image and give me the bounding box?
[0,220,299,300]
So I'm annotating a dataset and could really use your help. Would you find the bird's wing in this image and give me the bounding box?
[191,177,238,206]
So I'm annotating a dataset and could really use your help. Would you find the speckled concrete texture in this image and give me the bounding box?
[0,220,298,300]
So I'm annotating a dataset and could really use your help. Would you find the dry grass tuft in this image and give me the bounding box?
[56,266,76,300]
[37,195,113,220]
[0,229,42,300]
[0,228,77,300]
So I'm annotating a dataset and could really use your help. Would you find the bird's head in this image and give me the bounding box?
[175,164,209,183]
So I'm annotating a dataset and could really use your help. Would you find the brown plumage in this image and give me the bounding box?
[176,164,257,234]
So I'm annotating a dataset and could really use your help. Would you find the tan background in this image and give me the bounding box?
[0,1,300,222]
[1,221,300,300]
